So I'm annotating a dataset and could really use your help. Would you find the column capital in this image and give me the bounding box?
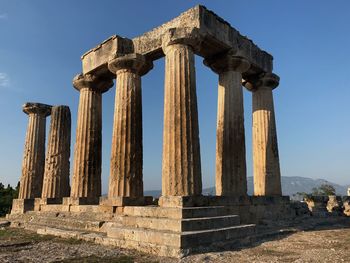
[108,53,153,76]
[22,102,52,116]
[161,27,201,54]
[72,73,113,93]
[243,72,280,91]
[204,51,250,74]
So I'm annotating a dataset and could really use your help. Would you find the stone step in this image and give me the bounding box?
[9,214,105,232]
[122,206,237,219]
[34,226,184,258]
[109,214,240,232]
[23,223,256,258]
[181,224,256,247]
[8,210,111,221]
[181,215,240,231]
[13,220,255,258]
[14,220,104,237]
[107,224,256,248]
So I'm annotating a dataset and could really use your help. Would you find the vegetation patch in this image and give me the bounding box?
[0,183,18,217]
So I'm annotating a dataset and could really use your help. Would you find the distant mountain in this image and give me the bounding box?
[144,176,348,198]
[280,176,347,196]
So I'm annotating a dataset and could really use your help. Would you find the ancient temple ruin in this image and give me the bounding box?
[8,6,301,258]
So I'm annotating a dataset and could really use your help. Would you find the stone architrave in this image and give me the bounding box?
[19,103,52,199]
[244,73,282,196]
[70,73,113,202]
[204,52,250,196]
[161,29,202,196]
[41,105,71,199]
[107,54,153,198]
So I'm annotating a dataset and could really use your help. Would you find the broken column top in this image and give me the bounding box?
[22,102,52,116]
[81,5,273,78]
[72,73,114,93]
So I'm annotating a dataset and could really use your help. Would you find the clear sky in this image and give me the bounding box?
[0,0,349,193]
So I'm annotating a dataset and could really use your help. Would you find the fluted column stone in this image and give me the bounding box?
[161,30,202,197]
[19,102,51,199]
[42,105,71,199]
[204,53,250,196]
[70,73,113,202]
[107,54,153,198]
[244,73,282,196]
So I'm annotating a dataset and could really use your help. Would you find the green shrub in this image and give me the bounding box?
[0,182,19,216]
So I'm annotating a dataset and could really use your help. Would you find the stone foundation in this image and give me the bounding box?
[8,196,307,258]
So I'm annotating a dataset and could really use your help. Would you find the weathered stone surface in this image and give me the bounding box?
[107,54,152,198]
[99,196,154,207]
[82,6,273,76]
[10,198,35,214]
[19,103,52,199]
[244,73,282,196]
[342,196,350,216]
[205,52,250,196]
[81,35,134,77]
[70,73,113,201]
[304,196,329,217]
[42,106,71,199]
[290,201,310,217]
[326,195,343,215]
[161,31,202,196]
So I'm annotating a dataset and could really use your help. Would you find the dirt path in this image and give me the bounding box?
[183,227,350,263]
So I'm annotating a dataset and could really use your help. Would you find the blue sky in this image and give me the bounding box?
[0,0,349,193]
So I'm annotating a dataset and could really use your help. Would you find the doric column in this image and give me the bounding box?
[107,54,153,198]
[204,53,250,196]
[161,29,202,196]
[70,73,113,202]
[19,103,51,199]
[244,73,282,196]
[42,105,71,199]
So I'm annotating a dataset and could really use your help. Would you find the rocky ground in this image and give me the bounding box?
[1,217,350,263]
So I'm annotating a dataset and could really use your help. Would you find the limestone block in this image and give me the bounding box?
[305,196,329,217]
[327,195,343,215]
[40,204,70,213]
[99,196,154,207]
[290,201,310,217]
[63,197,99,206]
[158,196,208,207]
[69,205,100,213]
[34,198,42,211]
[342,196,350,216]
[10,199,35,214]
[82,35,134,75]
[38,198,63,205]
